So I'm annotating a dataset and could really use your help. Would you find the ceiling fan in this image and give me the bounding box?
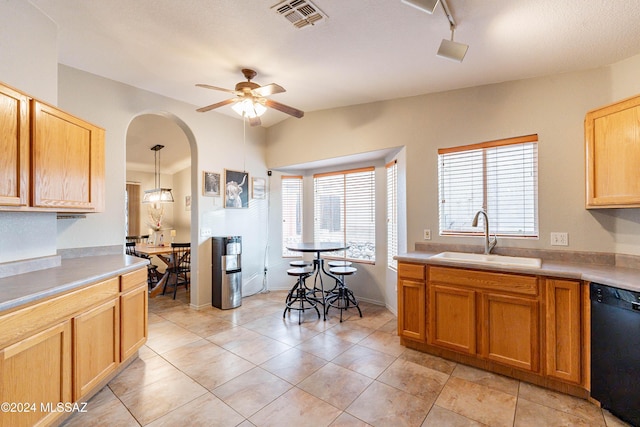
[196,68,304,126]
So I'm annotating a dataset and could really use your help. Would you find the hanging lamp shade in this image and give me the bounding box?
[142,144,174,203]
[142,188,174,203]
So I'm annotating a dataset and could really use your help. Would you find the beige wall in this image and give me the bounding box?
[0,1,58,263]
[265,56,640,310]
[57,65,268,307]
[267,59,640,256]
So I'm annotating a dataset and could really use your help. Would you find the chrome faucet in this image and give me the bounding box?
[472,209,497,254]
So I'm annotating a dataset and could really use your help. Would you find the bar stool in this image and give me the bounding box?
[283,267,319,324]
[326,266,362,322]
[327,260,352,268]
[290,259,312,268]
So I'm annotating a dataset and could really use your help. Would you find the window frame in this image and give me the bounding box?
[313,166,376,264]
[386,160,398,270]
[438,134,539,238]
[281,175,304,257]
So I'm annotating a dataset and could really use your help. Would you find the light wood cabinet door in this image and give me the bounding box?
[428,284,476,354]
[545,279,581,383]
[0,84,29,207]
[480,293,539,372]
[120,283,148,361]
[0,320,71,427]
[585,94,640,208]
[398,277,426,341]
[31,101,105,212]
[73,298,119,400]
[397,263,426,342]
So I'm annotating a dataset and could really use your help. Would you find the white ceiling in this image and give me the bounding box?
[30,0,640,171]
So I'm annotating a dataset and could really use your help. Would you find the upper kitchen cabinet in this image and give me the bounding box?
[32,101,105,212]
[0,81,105,213]
[0,84,29,207]
[585,94,640,208]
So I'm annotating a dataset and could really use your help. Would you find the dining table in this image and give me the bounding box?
[285,242,349,320]
[134,243,174,297]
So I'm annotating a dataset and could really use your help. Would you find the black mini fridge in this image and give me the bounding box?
[212,236,242,309]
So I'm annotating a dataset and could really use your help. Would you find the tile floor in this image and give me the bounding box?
[62,288,631,427]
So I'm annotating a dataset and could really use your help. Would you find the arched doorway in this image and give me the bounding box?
[125,112,199,307]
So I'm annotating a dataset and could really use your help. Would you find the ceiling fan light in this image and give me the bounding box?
[437,38,468,62]
[232,99,267,118]
[401,0,439,14]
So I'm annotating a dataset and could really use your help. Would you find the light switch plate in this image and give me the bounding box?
[200,228,212,237]
[423,229,431,240]
[550,232,568,246]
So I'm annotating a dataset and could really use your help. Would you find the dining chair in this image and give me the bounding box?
[125,238,160,289]
[126,235,150,243]
[125,241,137,255]
[163,242,190,299]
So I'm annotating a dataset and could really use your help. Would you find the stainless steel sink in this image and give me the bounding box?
[431,252,542,268]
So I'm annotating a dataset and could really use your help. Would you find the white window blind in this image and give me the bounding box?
[438,134,538,237]
[386,160,398,269]
[314,167,376,262]
[281,176,303,257]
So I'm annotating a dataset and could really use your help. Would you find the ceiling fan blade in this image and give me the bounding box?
[253,83,286,97]
[264,99,304,118]
[195,83,237,94]
[248,116,262,127]
[196,98,236,113]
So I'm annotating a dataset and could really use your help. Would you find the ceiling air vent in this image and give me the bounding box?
[272,0,327,29]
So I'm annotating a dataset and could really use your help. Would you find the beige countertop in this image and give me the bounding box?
[0,254,149,312]
[397,251,640,293]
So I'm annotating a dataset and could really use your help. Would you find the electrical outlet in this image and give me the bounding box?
[423,229,431,240]
[200,228,212,237]
[550,232,568,246]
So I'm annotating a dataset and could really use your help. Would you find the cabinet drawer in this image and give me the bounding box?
[121,268,147,292]
[0,277,119,347]
[429,266,538,296]
[398,263,425,280]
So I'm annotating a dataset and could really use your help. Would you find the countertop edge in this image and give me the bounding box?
[0,255,150,313]
[396,252,640,293]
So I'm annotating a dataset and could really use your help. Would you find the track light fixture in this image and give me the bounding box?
[401,0,439,14]
[437,24,468,62]
[401,0,469,62]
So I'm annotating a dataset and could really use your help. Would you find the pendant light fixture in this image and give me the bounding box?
[142,144,174,203]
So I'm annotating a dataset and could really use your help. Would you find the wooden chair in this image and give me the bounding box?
[126,235,150,243]
[163,242,190,299]
[125,238,159,289]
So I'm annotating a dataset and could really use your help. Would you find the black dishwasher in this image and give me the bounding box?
[590,282,640,427]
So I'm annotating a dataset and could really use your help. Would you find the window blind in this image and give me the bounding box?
[314,167,376,262]
[438,135,538,237]
[386,160,398,269]
[281,176,303,257]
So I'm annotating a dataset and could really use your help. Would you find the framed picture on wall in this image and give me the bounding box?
[203,171,220,197]
[224,169,249,208]
[252,177,266,199]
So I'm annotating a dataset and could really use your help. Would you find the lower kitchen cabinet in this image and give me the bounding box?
[0,321,72,427]
[428,284,476,354]
[397,263,426,342]
[480,292,539,372]
[73,297,119,400]
[120,284,148,360]
[545,278,581,383]
[427,266,541,373]
[0,266,147,427]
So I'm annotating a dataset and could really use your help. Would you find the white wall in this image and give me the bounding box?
[0,1,58,263]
